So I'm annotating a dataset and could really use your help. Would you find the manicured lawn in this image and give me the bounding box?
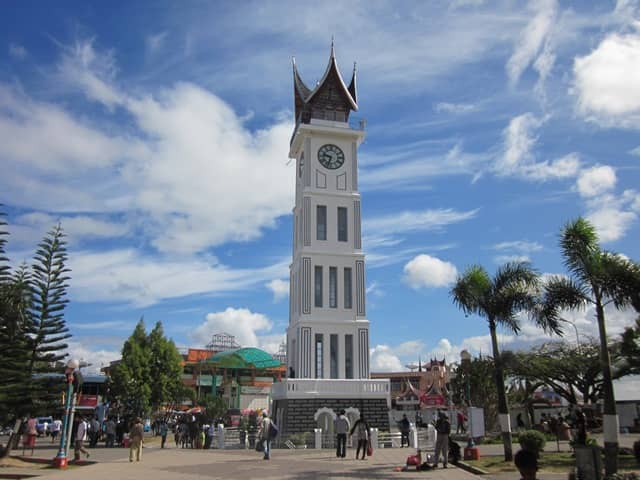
[466,453,640,474]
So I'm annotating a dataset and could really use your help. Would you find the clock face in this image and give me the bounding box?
[317,144,345,170]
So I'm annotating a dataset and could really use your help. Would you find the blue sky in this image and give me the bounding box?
[1,1,640,377]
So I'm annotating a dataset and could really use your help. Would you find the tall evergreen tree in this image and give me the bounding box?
[25,224,72,414]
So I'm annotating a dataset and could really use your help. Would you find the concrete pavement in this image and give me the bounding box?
[3,441,483,480]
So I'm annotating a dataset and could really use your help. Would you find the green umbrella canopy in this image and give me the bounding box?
[201,347,281,369]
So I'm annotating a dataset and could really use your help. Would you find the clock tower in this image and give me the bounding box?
[271,45,389,436]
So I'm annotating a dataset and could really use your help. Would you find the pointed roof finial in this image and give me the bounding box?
[330,36,335,58]
[292,56,296,67]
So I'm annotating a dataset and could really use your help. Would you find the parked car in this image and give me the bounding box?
[36,416,53,436]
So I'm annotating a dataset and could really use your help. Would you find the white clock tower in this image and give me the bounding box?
[272,45,389,435]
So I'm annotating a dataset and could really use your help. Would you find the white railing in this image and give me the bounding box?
[271,378,389,399]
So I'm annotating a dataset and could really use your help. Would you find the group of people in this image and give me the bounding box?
[71,416,144,462]
[19,416,63,455]
[333,410,372,460]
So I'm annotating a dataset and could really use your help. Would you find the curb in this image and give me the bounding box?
[455,460,490,476]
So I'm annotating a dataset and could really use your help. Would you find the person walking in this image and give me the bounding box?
[349,414,370,460]
[22,416,37,456]
[89,416,101,448]
[457,410,467,434]
[74,417,90,460]
[50,418,62,443]
[159,421,169,449]
[433,411,451,468]
[334,409,350,458]
[129,417,144,462]
[104,417,116,447]
[258,412,273,460]
[399,414,411,447]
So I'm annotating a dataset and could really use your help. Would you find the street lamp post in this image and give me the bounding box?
[53,358,79,468]
[460,350,479,460]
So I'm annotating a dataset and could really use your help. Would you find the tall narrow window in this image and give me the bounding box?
[337,207,348,242]
[345,334,353,379]
[317,205,327,240]
[329,267,337,308]
[344,267,352,309]
[330,334,338,378]
[314,266,323,308]
[315,334,324,378]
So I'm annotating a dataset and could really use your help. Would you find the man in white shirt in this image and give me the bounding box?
[74,417,90,460]
[50,419,62,443]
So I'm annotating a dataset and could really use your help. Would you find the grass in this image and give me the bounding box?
[466,453,640,474]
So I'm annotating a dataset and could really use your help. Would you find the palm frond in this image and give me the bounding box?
[599,252,640,310]
[560,218,600,284]
[530,275,589,335]
[450,265,491,317]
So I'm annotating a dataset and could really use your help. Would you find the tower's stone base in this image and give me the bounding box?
[273,397,390,435]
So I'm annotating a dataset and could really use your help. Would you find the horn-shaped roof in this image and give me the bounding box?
[292,44,358,122]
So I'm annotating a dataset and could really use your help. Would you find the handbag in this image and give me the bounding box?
[367,444,373,456]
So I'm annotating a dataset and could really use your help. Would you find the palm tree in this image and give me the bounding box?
[536,218,640,475]
[450,261,561,461]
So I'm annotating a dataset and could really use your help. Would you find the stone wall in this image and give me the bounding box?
[273,397,389,435]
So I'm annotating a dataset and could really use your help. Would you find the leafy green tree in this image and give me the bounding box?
[450,355,499,431]
[110,319,184,417]
[618,318,640,376]
[504,340,620,406]
[536,218,640,475]
[450,261,561,461]
[199,394,227,423]
[110,319,152,417]
[148,321,184,412]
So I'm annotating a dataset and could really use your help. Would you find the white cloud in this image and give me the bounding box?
[58,39,124,109]
[494,254,531,264]
[498,114,580,180]
[266,279,289,302]
[507,0,557,87]
[403,254,458,289]
[65,339,121,374]
[191,307,273,348]
[493,240,543,253]
[370,345,404,372]
[587,204,637,243]
[1,39,295,257]
[68,248,288,306]
[364,208,478,236]
[578,189,639,243]
[630,146,640,156]
[573,31,640,127]
[576,165,617,197]
[434,102,477,114]
[9,43,27,59]
[499,113,544,172]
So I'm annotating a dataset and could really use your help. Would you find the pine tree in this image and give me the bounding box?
[25,224,72,414]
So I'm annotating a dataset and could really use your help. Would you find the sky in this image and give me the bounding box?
[1,1,640,389]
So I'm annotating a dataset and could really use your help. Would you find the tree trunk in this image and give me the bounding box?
[0,418,23,459]
[489,321,512,461]
[595,299,618,476]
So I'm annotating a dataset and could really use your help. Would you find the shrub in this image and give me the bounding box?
[634,439,640,463]
[518,430,546,457]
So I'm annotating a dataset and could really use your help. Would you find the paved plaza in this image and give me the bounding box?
[2,434,639,479]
